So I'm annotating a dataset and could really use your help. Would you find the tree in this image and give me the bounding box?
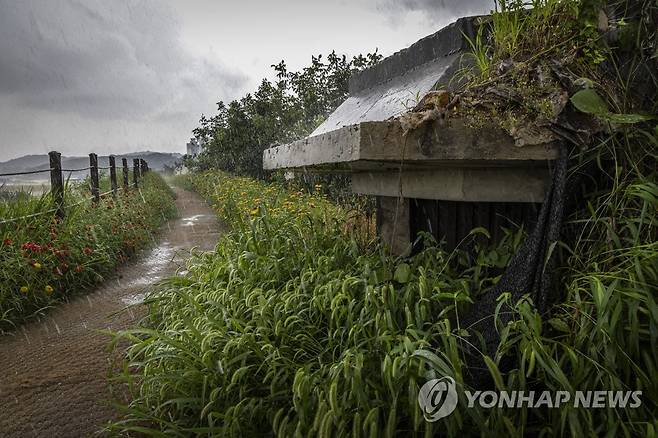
[191,51,382,178]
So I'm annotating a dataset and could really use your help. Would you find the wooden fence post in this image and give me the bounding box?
[140,159,147,175]
[49,151,64,219]
[109,155,118,197]
[122,158,129,190]
[133,158,140,188]
[89,153,100,202]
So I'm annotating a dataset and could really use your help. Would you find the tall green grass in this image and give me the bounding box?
[109,173,525,437]
[0,172,177,331]
[109,161,657,436]
[462,0,601,84]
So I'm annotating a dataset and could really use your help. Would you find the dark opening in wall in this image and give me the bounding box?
[410,199,541,253]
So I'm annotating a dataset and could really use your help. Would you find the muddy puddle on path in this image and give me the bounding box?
[118,241,186,306]
[122,241,176,288]
[117,209,220,307]
[181,213,212,226]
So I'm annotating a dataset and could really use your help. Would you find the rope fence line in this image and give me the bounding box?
[0,152,150,225]
[1,165,129,179]
[0,208,59,226]
[0,193,101,226]
[0,168,54,178]
[61,167,92,173]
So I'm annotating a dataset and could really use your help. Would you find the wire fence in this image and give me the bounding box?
[0,166,113,178]
[0,152,150,225]
[0,168,54,178]
[0,207,59,226]
[61,167,92,173]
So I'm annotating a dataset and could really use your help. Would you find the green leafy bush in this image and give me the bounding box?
[189,51,381,179]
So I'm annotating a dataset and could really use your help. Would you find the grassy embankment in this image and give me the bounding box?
[108,172,532,437]
[0,172,177,332]
[110,169,656,436]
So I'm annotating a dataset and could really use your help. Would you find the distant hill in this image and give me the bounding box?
[0,152,182,182]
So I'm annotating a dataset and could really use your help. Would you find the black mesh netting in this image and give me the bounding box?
[462,142,569,385]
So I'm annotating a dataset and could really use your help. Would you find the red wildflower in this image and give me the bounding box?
[21,242,43,253]
[2,238,12,246]
[83,246,93,255]
[74,265,84,273]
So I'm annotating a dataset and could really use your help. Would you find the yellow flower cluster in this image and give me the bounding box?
[191,172,345,230]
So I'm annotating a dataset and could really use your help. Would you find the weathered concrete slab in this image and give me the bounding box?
[352,167,550,202]
[311,16,480,136]
[313,57,458,136]
[263,119,560,172]
[264,125,360,171]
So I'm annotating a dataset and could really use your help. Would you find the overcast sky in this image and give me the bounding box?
[0,0,491,161]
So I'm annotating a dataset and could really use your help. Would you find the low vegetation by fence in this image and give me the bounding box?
[0,151,150,224]
[0,155,177,332]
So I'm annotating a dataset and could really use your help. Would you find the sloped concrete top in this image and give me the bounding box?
[311,16,480,136]
[262,15,560,204]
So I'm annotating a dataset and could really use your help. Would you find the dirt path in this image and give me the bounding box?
[0,187,222,437]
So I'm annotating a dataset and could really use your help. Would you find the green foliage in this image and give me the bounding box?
[0,173,176,331]
[110,163,658,436]
[108,172,528,437]
[190,51,381,179]
[463,25,491,75]
[117,150,658,438]
[570,88,655,123]
[459,1,658,433]
[463,0,604,85]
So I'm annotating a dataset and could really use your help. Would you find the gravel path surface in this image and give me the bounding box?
[0,187,221,437]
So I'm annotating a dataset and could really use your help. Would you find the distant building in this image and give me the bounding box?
[186,138,204,157]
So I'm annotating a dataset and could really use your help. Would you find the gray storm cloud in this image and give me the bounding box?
[0,0,247,160]
[0,0,246,119]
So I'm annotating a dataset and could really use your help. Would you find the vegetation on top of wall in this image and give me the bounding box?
[457,0,657,147]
